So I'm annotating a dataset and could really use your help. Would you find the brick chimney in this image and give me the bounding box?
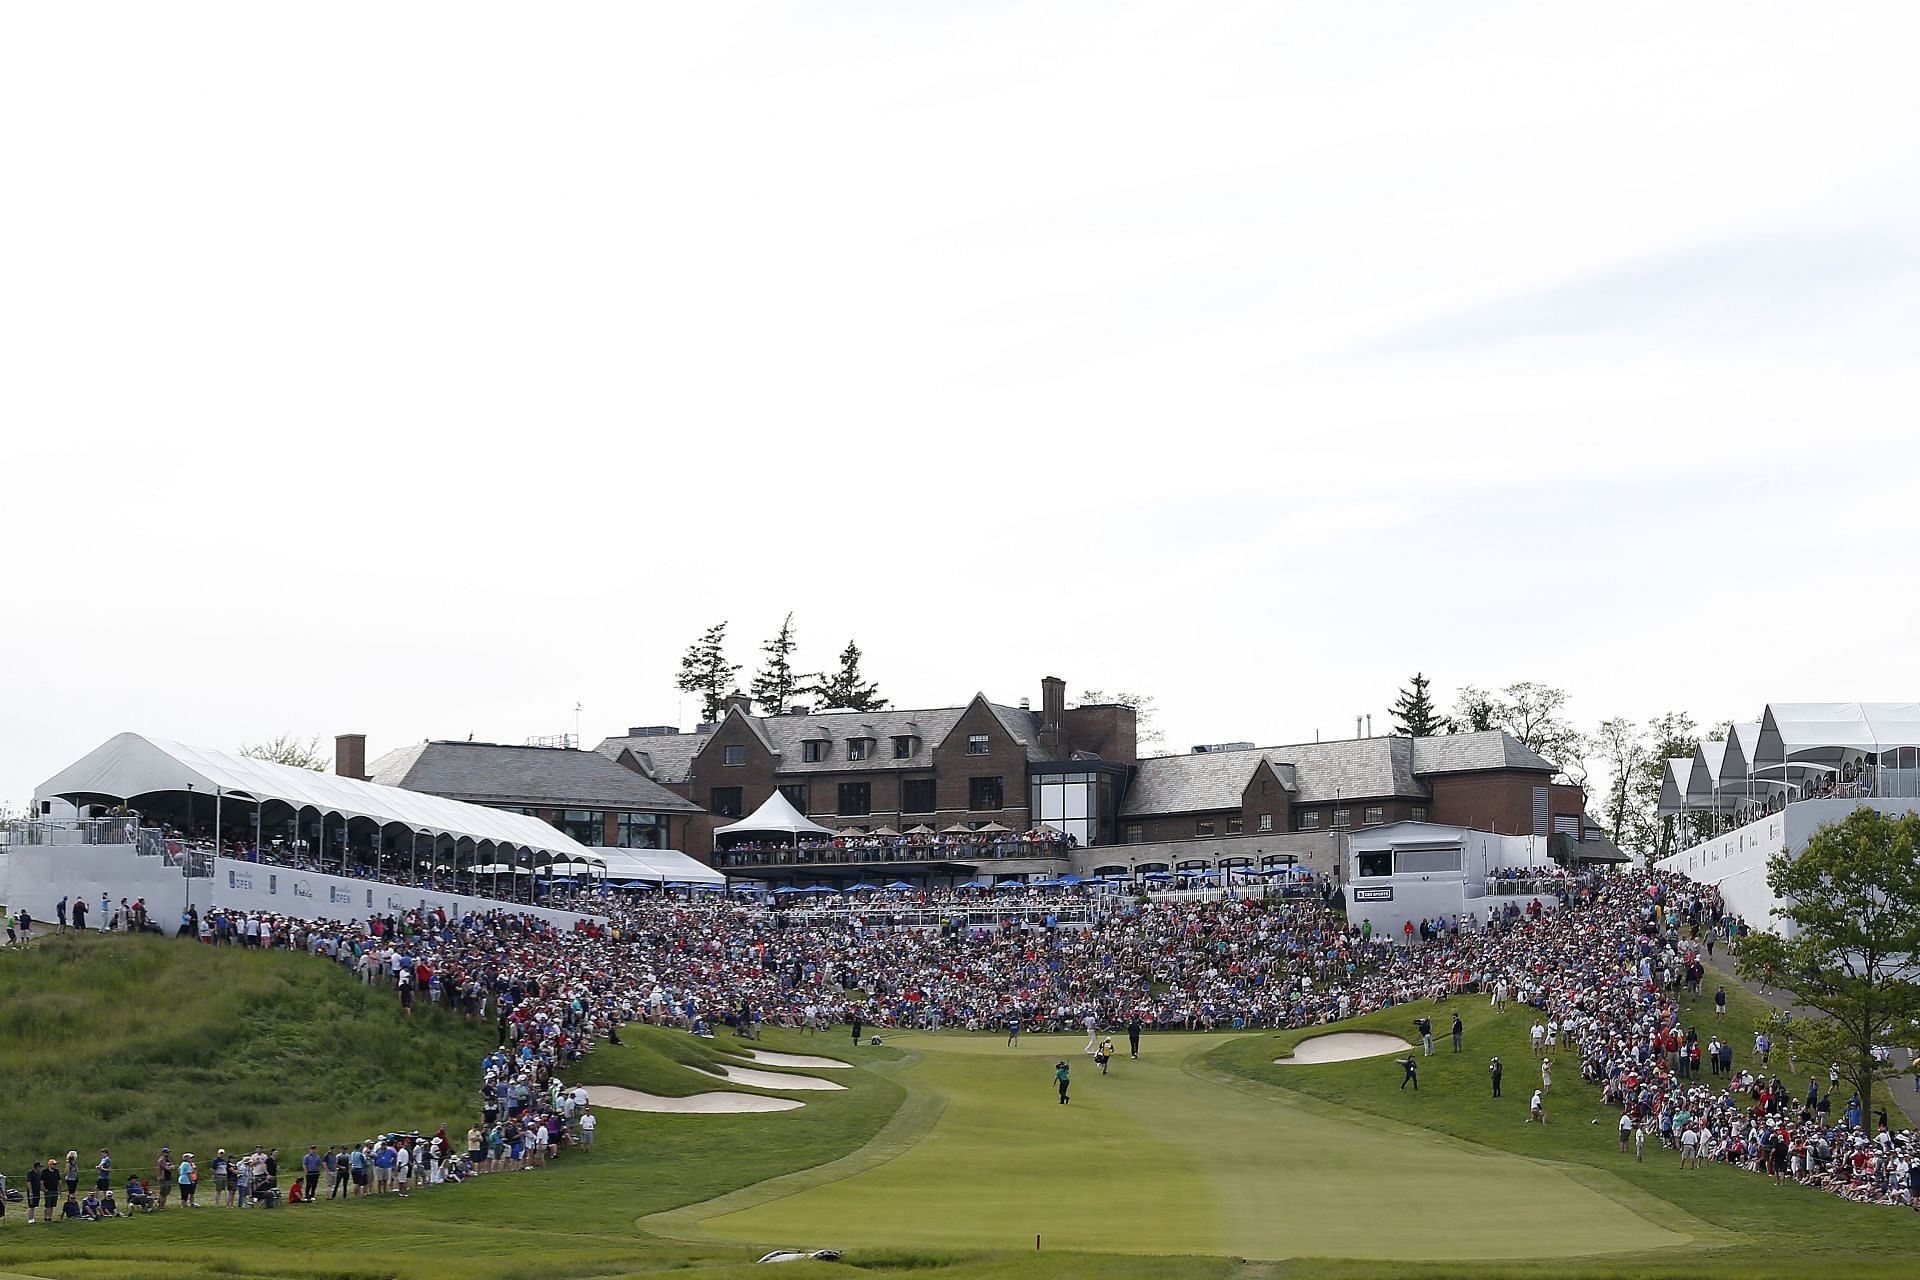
[724,691,754,718]
[1040,675,1067,757]
[334,733,367,780]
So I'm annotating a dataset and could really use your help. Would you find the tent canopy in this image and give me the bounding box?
[1756,703,1920,766]
[713,790,837,843]
[35,731,723,884]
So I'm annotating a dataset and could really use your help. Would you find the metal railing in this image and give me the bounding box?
[713,839,1072,870]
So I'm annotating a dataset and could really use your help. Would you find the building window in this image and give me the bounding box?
[616,811,667,849]
[1257,813,1273,833]
[723,744,746,766]
[969,776,1004,810]
[1226,817,1243,836]
[1298,812,1321,831]
[837,783,871,816]
[1196,818,1215,837]
[779,783,809,813]
[551,808,606,846]
[802,740,826,763]
[1363,806,1384,826]
[1332,809,1353,829]
[708,788,743,819]
[1411,806,1428,822]
[1357,850,1393,878]
[892,736,914,759]
[901,778,936,813]
[967,734,990,755]
[847,738,869,761]
[1124,824,1144,844]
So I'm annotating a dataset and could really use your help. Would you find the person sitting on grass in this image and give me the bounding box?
[61,1194,82,1219]
[80,1191,103,1220]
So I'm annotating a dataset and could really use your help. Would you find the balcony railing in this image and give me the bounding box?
[715,837,1071,870]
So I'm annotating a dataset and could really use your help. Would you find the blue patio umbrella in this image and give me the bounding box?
[693,882,723,892]
[884,880,917,891]
[847,882,881,892]
[993,879,1026,890]
[729,883,763,894]
[1285,864,1314,875]
[804,884,839,894]
[956,880,989,889]
[1028,878,1065,887]
[664,881,691,890]
[1142,871,1173,880]
[1191,870,1223,879]
[1058,874,1084,885]
[774,885,805,894]
[620,879,654,889]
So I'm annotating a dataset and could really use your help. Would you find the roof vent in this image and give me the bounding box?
[625,725,679,737]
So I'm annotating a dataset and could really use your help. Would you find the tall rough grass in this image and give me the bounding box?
[0,934,493,1173]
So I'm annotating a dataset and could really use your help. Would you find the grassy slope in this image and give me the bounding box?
[2,937,1917,1279]
[1202,975,1920,1278]
[0,934,493,1171]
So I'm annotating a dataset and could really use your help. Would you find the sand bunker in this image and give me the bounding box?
[1277,1032,1414,1065]
[742,1050,853,1070]
[586,1084,804,1114]
[702,1064,845,1091]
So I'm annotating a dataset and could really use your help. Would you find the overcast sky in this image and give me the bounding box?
[4,2,1917,809]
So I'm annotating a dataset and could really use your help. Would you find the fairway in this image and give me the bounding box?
[684,1031,1698,1261]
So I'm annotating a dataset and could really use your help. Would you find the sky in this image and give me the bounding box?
[3,2,1917,810]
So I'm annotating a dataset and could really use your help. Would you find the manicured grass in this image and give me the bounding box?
[2,936,1917,1279]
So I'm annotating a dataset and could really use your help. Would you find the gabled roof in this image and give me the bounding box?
[368,740,700,813]
[1755,702,1920,765]
[1119,730,1550,818]
[594,732,712,785]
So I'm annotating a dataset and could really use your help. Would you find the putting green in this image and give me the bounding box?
[685,1032,1699,1261]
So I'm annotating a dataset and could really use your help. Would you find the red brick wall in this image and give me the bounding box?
[1424,772,1551,835]
[1063,704,1138,765]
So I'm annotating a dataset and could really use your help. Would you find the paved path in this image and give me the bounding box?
[1700,948,1920,1129]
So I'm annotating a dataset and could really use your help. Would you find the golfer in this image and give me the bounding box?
[850,1011,864,1045]
[1399,1055,1418,1090]
[1054,1061,1071,1105]
[1127,1015,1142,1060]
[1489,1056,1503,1097]
[1006,1016,1021,1047]
[1083,1011,1098,1055]
[1451,1012,1463,1053]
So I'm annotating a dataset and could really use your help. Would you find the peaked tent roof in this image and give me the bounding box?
[1755,703,1920,766]
[712,789,838,841]
[37,732,722,882]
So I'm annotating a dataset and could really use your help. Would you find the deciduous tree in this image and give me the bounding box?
[1736,809,1920,1128]
[239,734,328,771]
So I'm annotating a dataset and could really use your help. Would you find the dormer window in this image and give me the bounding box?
[803,740,827,763]
[847,738,870,762]
[892,735,915,759]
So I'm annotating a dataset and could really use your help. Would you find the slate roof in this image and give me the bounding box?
[368,741,701,813]
[1120,731,1553,818]
[599,699,1055,777]
[594,732,711,785]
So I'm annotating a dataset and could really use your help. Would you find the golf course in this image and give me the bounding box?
[0,936,1917,1279]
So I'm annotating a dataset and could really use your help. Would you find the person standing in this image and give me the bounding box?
[1054,1060,1071,1105]
[99,893,111,932]
[1096,1036,1115,1075]
[579,1111,596,1151]
[56,896,68,933]
[1400,1054,1419,1090]
[1083,1010,1099,1055]
[1528,1088,1546,1123]
[1451,1012,1464,1053]
[1127,1014,1142,1060]
[1417,1015,1434,1057]
[1006,1015,1021,1047]
[850,1009,864,1046]
[1541,1056,1553,1095]
[177,1154,196,1207]
[25,1160,44,1224]
[1714,986,1726,1017]
[1490,1056,1503,1097]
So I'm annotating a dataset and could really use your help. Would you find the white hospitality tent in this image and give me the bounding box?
[35,732,723,884]
[712,789,837,846]
[1754,703,1920,770]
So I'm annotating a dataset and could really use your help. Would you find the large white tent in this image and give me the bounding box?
[712,789,837,844]
[35,732,723,883]
[1755,703,1920,768]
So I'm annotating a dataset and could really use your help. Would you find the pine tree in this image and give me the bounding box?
[750,612,800,714]
[806,640,887,712]
[1390,673,1451,737]
[675,621,741,724]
